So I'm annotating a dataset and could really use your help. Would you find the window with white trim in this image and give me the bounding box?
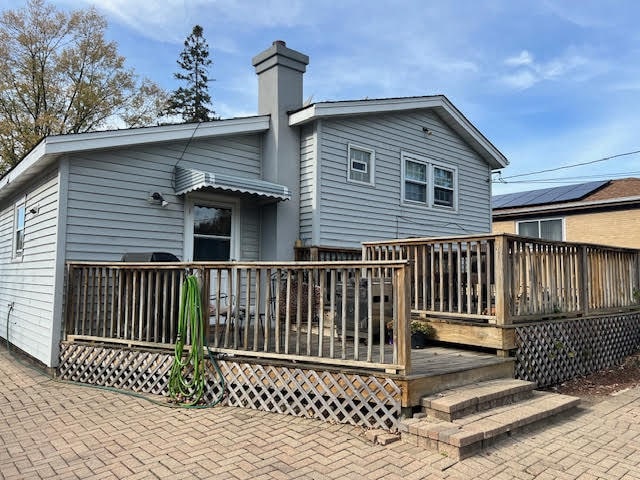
[347,144,374,185]
[402,152,457,209]
[14,200,25,258]
[404,157,428,204]
[517,218,564,241]
[193,205,232,260]
[433,166,454,207]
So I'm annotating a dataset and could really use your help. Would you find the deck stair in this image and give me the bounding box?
[400,379,580,459]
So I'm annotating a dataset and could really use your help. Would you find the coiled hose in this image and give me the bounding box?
[169,274,225,407]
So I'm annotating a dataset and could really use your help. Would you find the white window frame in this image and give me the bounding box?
[183,194,240,261]
[347,144,375,186]
[13,197,26,260]
[401,152,458,211]
[430,162,457,210]
[516,217,565,241]
[401,153,429,206]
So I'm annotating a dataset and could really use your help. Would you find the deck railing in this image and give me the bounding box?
[294,245,362,262]
[65,261,411,373]
[363,234,640,324]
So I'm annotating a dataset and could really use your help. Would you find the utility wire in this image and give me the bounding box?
[494,171,640,185]
[499,149,640,181]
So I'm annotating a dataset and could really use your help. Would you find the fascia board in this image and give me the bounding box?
[288,96,508,170]
[44,115,270,155]
[288,97,444,126]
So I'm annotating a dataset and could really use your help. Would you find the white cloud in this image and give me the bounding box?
[498,48,600,90]
[501,70,538,90]
[74,0,309,46]
[505,50,534,67]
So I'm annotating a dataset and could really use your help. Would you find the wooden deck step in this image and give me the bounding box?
[421,379,536,421]
[401,389,580,460]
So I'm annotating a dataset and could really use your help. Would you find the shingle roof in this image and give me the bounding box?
[584,178,640,201]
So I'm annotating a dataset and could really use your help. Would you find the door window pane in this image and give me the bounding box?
[194,206,231,236]
[194,237,230,261]
[193,205,232,261]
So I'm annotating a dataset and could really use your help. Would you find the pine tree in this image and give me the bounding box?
[167,25,215,123]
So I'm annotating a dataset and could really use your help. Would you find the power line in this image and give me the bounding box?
[493,170,640,184]
[499,149,640,180]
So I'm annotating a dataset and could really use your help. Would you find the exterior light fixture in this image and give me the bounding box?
[148,191,169,208]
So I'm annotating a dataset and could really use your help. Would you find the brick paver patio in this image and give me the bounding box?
[1,347,639,479]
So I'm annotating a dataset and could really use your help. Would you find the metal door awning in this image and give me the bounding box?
[174,166,291,201]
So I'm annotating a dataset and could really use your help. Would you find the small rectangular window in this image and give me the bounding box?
[348,145,374,185]
[14,201,25,257]
[517,218,563,241]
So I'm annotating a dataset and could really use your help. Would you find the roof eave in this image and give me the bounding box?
[44,115,270,155]
[0,116,271,203]
[288,96,508,170]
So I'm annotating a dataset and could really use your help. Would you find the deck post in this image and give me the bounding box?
[396,263,412,375]
[578,245,589,315]
[494,235,511,326]
[200,267,210,342]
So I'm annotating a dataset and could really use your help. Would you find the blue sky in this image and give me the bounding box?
[5,0,640,195]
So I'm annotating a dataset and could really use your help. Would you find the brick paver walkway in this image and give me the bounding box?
[1,347,639,479]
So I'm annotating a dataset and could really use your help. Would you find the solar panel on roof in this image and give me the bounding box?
[492,180,609,209]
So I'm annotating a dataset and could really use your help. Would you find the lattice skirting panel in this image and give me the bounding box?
[514,312,640,388]
[58,342,401,430]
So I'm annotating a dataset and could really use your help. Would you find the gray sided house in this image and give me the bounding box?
[0,41,507,367]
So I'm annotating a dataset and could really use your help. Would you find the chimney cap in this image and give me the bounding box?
[252,40,309,73]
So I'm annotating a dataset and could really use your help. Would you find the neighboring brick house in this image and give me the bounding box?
[492,178,640,248]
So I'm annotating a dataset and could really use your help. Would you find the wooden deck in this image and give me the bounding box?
[399,346,514,408]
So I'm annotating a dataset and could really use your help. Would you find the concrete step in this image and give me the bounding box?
[421,378,537,421]
[401,390,580,460]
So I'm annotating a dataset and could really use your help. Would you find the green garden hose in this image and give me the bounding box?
[168,274,225,407]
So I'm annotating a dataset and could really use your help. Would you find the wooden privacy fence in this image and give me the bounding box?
[65,260,412,373]
[363,234,640,324]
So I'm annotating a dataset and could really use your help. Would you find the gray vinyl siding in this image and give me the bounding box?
[317,110,492,247]
[65,135,263,261]
[0,171,59,366]
[240,204,260,261]
[299,124,316,243]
